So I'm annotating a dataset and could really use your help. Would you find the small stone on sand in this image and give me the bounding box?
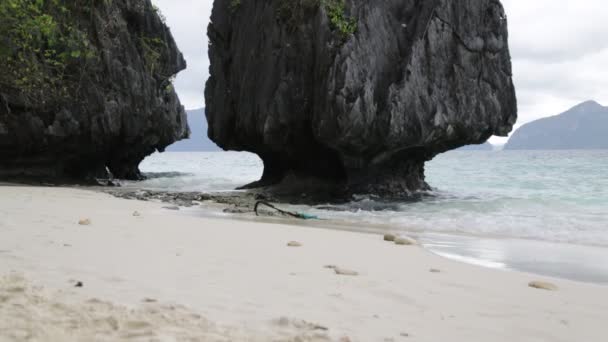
[162,206,180,211]
[74,281,83,288]
[287,241,302,247]
[334,267,358,276]
[311,323,328,331]
[132,211,141,217]
[78,218,91,226]
[394,237,417,246]
[529,281,558,291]
[383,234,396,242]
[430,268,441,273]
[142,298,157,303]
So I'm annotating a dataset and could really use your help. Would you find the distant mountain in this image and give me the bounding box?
[457,142,493,151]
[505,101,608,150]
[166,108,221,151]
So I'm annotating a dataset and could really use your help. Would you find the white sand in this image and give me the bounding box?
[0,186,607,341]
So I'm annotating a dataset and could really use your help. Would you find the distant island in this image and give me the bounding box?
[167,108,220,152]
[505,100,608,150]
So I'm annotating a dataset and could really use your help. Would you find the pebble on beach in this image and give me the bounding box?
[528,281,558,291]
[162,206,180,211]
[287,241,302,247]
[132,211,141,217]
[394,237,417,246]
[383,234,396,242]
[78,218,91,226]
[334,267,359,276]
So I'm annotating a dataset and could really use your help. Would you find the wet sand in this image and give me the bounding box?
[418,233,608,285]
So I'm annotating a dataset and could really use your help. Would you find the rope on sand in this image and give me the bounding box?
[254,201,320,220]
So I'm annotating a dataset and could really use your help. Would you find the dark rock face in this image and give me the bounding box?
[505,101,608,150]
[0,0,188,181]
[206,0,517,196]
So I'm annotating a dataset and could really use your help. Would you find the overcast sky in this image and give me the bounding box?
[153,0,608,144]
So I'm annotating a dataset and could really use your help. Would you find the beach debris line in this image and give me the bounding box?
[254,201,320,220]
[528,281,558,291]
[78,218,91,226]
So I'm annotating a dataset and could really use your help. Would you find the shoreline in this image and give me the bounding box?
[163,193,608,286]
[18,182,608,285]
[1,185,607,341]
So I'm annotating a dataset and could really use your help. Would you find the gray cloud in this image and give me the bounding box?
[152,0,608,144]
[496,0,608,143]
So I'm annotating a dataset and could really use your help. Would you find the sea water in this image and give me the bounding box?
[127,150,608,283]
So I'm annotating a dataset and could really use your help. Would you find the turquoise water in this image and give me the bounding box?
[405,150,608,246]
[131,150,608,247]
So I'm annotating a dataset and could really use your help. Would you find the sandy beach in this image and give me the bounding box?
[1,186,607,341]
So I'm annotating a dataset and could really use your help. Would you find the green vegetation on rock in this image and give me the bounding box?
[275,0,356,38]
[0,0,174,106]
[0,0,96,103]
[322,0,356,37]
[140,36,166,75]
[229,0,242,13]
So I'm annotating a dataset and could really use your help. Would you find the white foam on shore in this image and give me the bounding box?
[429,251,507,269]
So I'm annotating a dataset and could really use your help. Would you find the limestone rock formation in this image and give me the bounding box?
[0,0,188,181]
[206,0,517,196]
